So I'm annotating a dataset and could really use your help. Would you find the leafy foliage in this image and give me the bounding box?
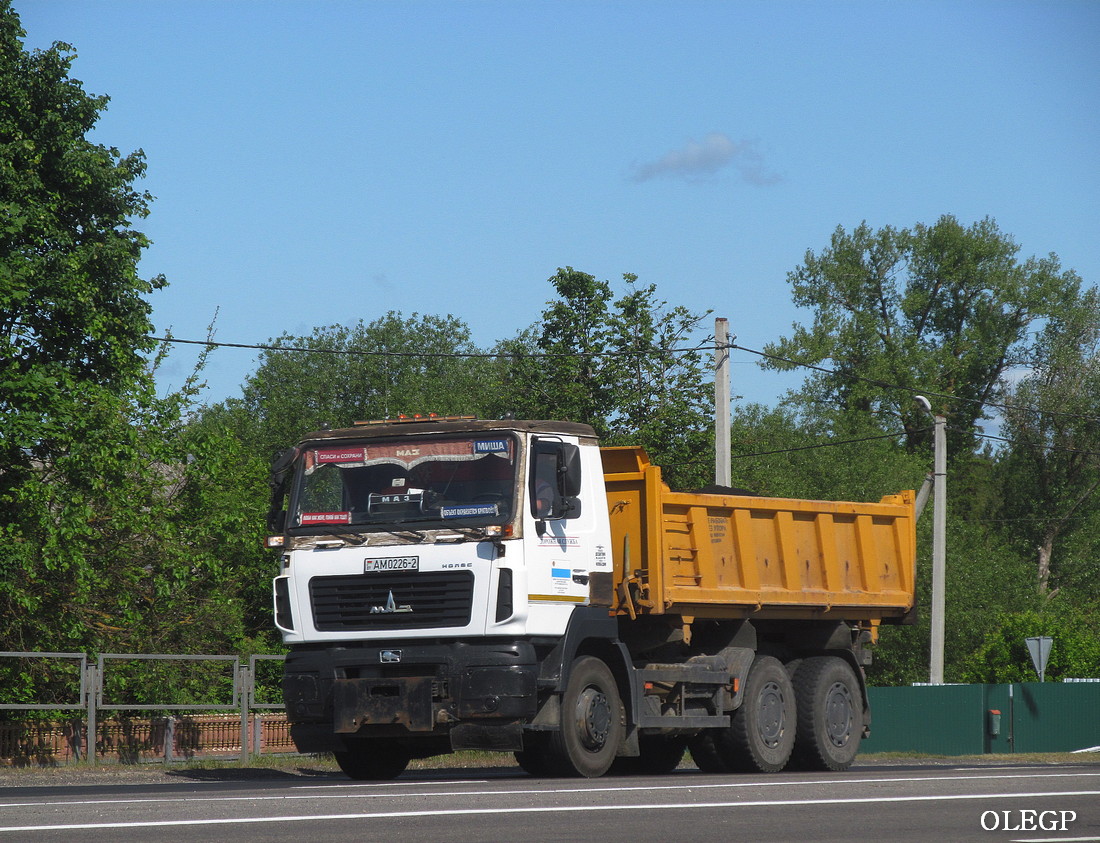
[0,6,174,656]
[958,605,1100,683]
[497,269,714,488]
[217,312,496,462]
[0,8,164,486]
[0,7,253,673]
[994,287,1100,594]
[726,403,925,501]
[763,216,1082,455]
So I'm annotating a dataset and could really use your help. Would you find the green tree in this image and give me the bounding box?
[726,403,926,502]
[219,312,494,461]
[602,276,714,489]
[995,287,1100,595]
[0,4,174,655]
[495,267,616,428]
[1,4,164,491]
[763,216,1083,456]
[0,8,262,682]
[498,269,714,488]
[958,606,1100,683]
[745,216,1094,684]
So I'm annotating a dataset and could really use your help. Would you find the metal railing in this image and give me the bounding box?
[0,651,287,765]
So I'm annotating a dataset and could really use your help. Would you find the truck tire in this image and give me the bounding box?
[546,656,624,778]
[723,655,796,773]
[333,739,411,780]
[687,730,730,773]
[790,656,862,771]
[514,734,558,777]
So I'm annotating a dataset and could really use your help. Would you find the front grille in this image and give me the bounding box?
[310,571,475,631]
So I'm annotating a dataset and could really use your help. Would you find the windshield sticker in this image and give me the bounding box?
[301,511,351,525]
[474,439,510,455]
[441,503,499,519]
[366,491,424,514]
[315,448,367,463]
[364,439,496,469]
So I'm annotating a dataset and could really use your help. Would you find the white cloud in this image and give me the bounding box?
[631,132,781,185]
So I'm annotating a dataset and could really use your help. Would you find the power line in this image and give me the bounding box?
[727,341,1100,425]
[149,335,713,360]
[730,428,928,459]
[965,427,1100,460]
[148,334,1099,428]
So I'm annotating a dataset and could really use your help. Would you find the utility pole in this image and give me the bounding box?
[915,396,948,685]
[714,318,731,487]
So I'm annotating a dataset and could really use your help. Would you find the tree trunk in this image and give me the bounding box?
[1037,529,1056,595]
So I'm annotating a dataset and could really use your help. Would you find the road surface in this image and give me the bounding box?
[1,761,1098,842]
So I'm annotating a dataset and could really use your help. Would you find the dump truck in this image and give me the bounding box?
[267,416,916,779]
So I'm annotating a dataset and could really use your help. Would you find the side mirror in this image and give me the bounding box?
[267,447,298,533]
[267,508,288,534]
[269,447,298,489]
[559,443,582,497]
[531,440,585,521]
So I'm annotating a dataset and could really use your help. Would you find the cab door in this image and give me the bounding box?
[523,438,603,631]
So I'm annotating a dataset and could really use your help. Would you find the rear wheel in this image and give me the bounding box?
[723,655,796,773]
[546,656,625,778]
[687,730,729,773]
[790,656,863,771]
[333,739,411,780]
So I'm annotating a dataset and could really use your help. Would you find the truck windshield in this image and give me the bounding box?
[290,434,516,531]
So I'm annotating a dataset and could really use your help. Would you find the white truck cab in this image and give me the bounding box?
[269,417,622,778]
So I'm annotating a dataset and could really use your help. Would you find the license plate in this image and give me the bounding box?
[364,556,419,573]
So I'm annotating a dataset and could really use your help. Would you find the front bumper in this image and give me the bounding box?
[282,639,539,752]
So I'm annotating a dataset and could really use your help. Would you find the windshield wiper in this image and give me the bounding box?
[311,526,367,546]
[384,527,427,542]
[436,525,489,542]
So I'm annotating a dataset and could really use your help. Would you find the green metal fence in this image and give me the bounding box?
[862,681,1100,755]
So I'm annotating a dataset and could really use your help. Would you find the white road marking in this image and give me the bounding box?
[1,788,1098,833]
[3,770,1098,810]
[1013,839,1100,842]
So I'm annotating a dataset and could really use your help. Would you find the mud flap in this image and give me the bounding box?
[332,677,435,733]
[450,722,524,752]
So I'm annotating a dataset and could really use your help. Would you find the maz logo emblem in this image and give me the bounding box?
[380,650,402,663]
[370,590,413,615]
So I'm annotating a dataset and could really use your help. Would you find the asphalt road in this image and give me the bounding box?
[2,761,1099,843]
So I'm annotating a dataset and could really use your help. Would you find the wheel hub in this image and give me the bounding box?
[576,687,611,750]
[757,681,786,748]
[824,681,854,747]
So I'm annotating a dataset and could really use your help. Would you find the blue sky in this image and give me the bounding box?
[15,0,1100,410]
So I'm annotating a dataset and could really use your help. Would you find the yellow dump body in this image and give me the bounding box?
[602,446,916,622]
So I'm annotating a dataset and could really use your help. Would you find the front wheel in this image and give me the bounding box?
[547,656,625,778]
[333,739,411,780]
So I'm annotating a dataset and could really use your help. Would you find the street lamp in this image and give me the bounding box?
[915,396,947,684]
